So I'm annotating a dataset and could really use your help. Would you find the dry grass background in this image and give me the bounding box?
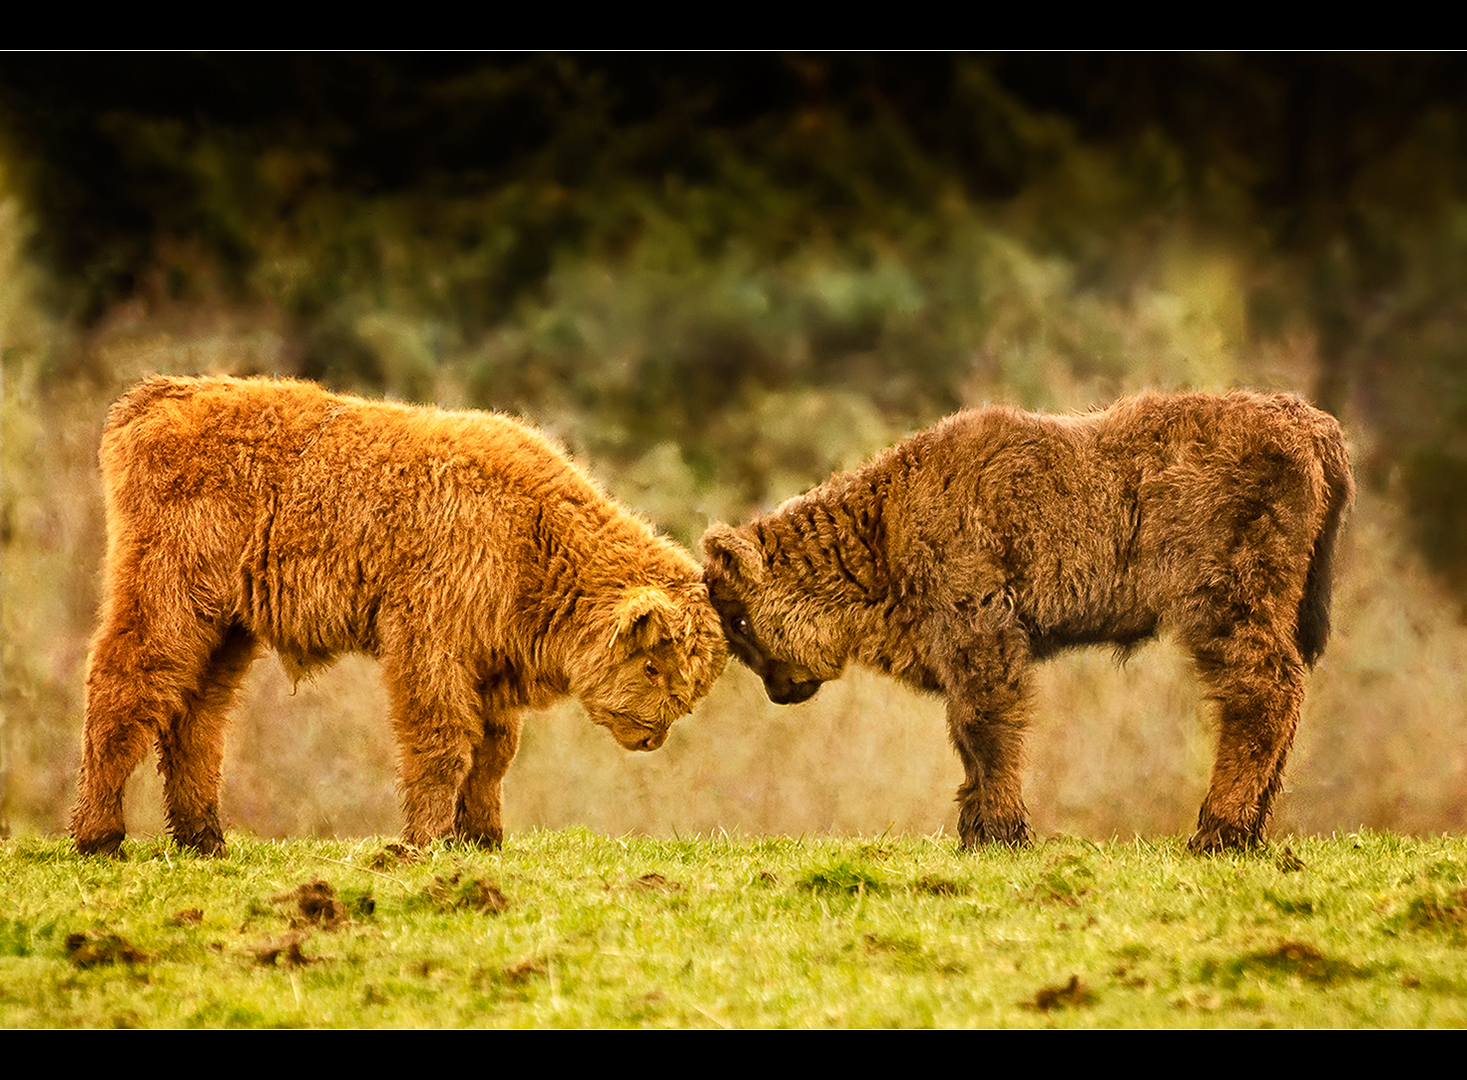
[6,322,1467,846]
[4,167,1466,847]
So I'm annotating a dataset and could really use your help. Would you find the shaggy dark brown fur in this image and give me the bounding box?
[702,391,1353,852]
[73,376,726,856]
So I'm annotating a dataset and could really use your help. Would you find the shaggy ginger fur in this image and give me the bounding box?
[703,391,1353,853]
[73,376,726,856]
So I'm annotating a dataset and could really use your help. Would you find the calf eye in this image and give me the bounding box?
[733,616,750,637]
[643,659,661,682]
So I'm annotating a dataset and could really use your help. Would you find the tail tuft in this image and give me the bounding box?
[1296,421,1355,666]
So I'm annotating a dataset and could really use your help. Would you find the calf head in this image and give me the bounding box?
[700,522,836,705]
[575,582,727,751]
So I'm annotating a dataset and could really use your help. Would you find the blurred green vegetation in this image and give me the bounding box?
[8,55,1467,528]
[4,54,1467,840]
[5,54,1467,553]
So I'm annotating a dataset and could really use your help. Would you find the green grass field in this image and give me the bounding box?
[2,829,1464,1027]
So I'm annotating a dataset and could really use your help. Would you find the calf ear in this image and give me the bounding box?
[701,523,767,584]
[610,585,677,652]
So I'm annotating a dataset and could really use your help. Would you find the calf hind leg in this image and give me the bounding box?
[157,624,259,855]
[74,618,247,856]
[1188,634,1306,853]
[73,630,159,855]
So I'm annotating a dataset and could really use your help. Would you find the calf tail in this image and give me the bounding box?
[1296,421,1355,667]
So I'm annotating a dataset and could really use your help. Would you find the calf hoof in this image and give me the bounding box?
[74,830,126,858]
[959,810,1033,850]
[401,825,453,850]
[454,828,504,850]
[1188,809,1262,854]
[174,824,226,857]
[402,807,457,850]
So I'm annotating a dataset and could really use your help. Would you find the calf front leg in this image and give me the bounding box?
[382,648,479,848]
[941,629,1035,849]
[454,710,523,848]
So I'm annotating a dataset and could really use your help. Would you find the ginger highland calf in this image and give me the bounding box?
[703,391,1353,853]
[73,376,726,856]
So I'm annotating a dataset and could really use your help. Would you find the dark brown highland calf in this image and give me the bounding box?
[73,376,726,856]
[703,391,1353,852]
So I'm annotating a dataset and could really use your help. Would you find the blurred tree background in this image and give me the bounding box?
[4,54,1467,843]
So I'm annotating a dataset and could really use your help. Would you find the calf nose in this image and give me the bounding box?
[766,673,823,705]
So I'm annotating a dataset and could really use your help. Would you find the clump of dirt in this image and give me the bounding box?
[1404,889,1467,931]
[430,874,509,913]
[799,860,886,896]
[366,842,417,870]
[911,875,966,897]
[1031,855,1094,907]
[861,931,919,956]
[504,958,548,983]
[275,879,349,929]
[1030,974,1096,1011]
[632,872,682,892]
[169,908,203,926]
[1206,940,1370,987]
[1263,889,1317,915]
[254,932,312,967]
[1267,941,1323,963]
[65,931,151,968]
[1274,845,1306,872]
